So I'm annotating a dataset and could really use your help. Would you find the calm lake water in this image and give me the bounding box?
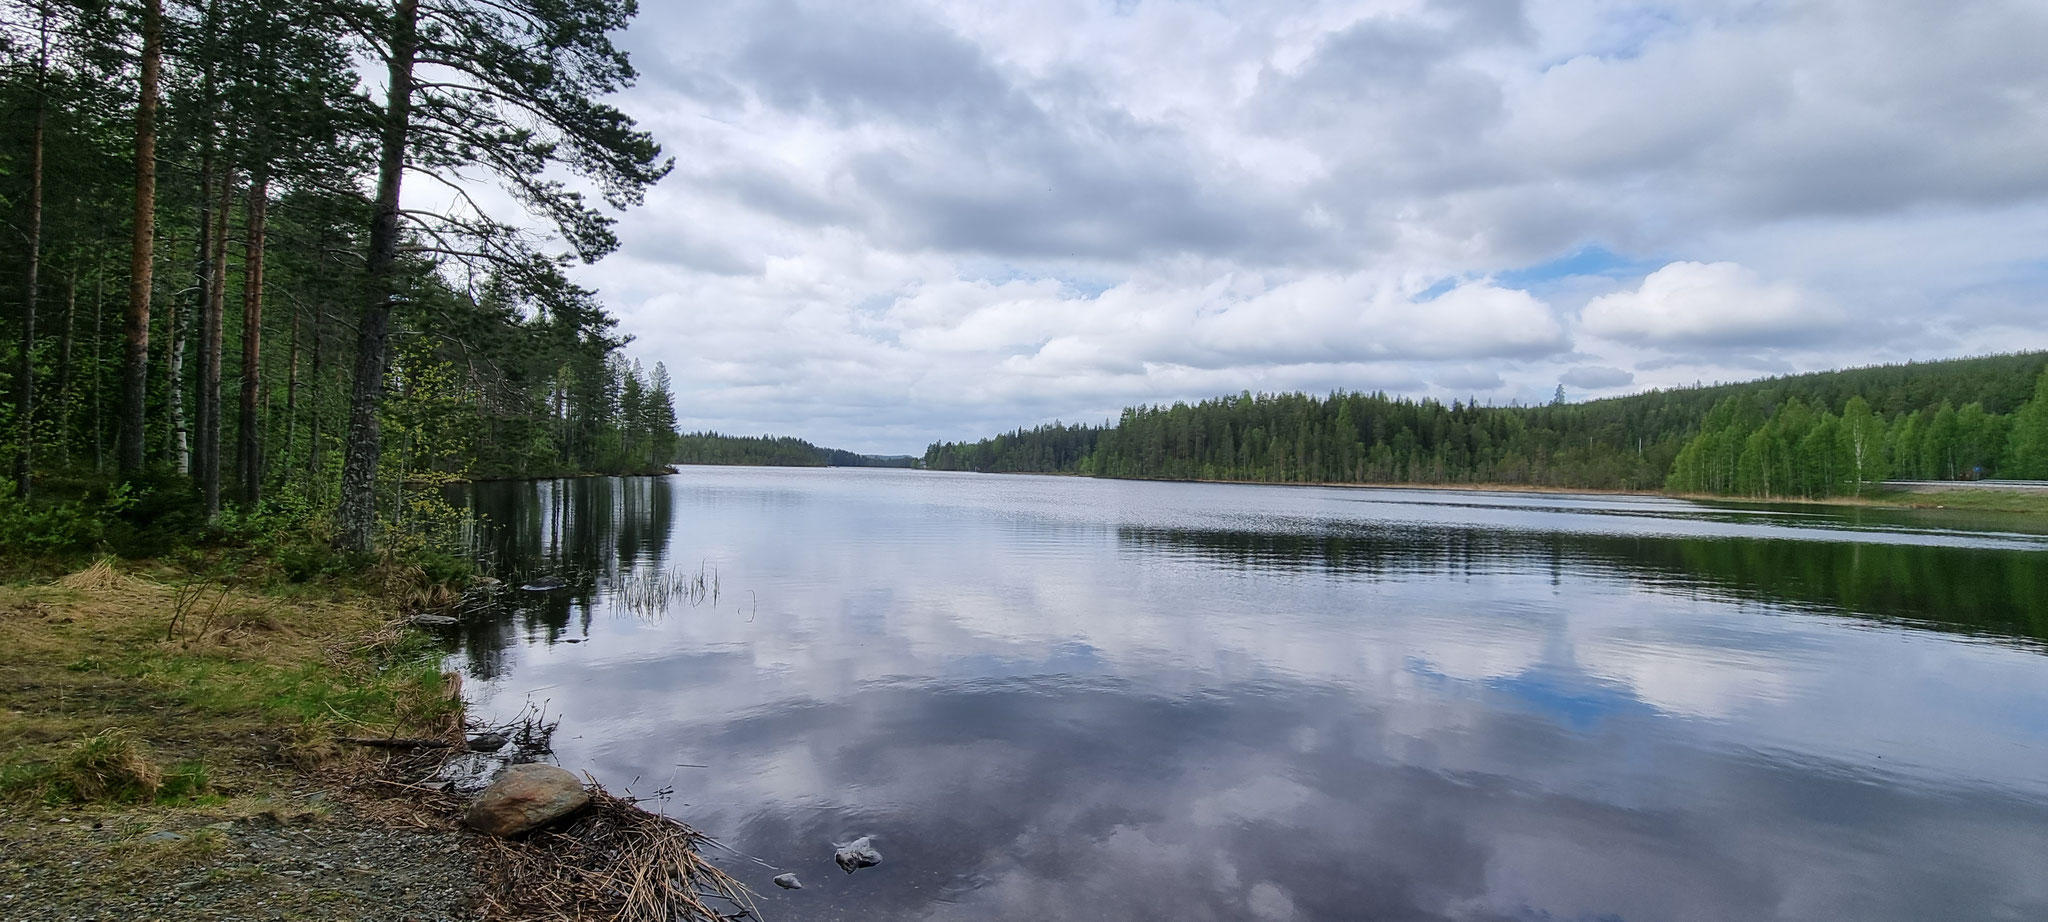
[449,467,2048,922]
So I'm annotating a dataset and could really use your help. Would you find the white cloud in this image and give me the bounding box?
[1580,261,1842,349]
[1559,365,1634,390]
[549,0,2048,452]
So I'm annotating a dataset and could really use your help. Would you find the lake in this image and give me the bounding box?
[448,467,2048,922]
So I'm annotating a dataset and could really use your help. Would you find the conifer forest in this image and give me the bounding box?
[925,353,2048,498]
[0,0,679,553]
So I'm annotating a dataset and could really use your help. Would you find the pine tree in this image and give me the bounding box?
[332,0,670,552]
[117,0,165,473]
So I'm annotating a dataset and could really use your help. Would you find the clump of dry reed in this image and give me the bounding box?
[56,557,149,593]
[474,786,755,922]
[612,560,720,619]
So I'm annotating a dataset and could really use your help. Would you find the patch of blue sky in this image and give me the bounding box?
[1415,277,1459,301]
[1409,246,1662,304]
[1546,3,1693,67]
[1060,277,1116,299]
[959,264,1115,299]
[1496,245,1664,288]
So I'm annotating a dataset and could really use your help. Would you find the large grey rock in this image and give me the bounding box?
[464,764,588,837]
[773,873,802,890]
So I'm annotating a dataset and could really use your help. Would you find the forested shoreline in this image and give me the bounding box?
[1,0,681,556]
[924,353,2048,500]
[673,431,916,469]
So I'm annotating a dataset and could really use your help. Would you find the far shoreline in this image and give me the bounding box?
[422,464,2048,515]
[934,469,2048,514]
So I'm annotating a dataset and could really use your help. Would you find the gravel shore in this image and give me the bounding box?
[0,793,481,922]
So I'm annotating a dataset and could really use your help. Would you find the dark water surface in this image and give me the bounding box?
[450,468,2048,922]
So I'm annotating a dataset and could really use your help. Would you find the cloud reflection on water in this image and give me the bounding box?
[451,469,2048,921]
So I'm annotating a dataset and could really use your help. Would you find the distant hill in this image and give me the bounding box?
[922,352,2048,499]
[674,432,917,469]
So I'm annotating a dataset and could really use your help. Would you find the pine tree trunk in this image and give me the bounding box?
[14,71,44,497]
[93,270,105,472]
[173,152,216,476]
[283,303,299,470]
[335,0,418,553]
[162,291,184,468]
[54,270,75,467]
[118,0,164,474]
[198,169,231,518]
[307,301,324,479]
[237,172,269,505]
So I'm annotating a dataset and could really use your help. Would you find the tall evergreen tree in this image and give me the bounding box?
[116,0,164,473]
[332,0,670,553]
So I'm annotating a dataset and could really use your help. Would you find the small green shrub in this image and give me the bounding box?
[0,479,128,555]
[101,468,205,557]
[158,761,213,801]
[274,542,345,583]
[56,729,163,802]
[413,548,473,586]
[1,730,167,804]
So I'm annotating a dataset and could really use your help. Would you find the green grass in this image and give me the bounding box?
[1861,489,2048,514]
[115,637,456,730]
[0,730,181,805]
[0,564,464,810]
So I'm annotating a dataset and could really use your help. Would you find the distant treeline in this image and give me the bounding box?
[673,432,917,469]
[923,353,2048,499]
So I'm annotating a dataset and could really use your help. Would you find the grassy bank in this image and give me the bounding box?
[0,554,753,922]
[1847,488,2048,515]
[0,559,462,804]
[0,556,474,918]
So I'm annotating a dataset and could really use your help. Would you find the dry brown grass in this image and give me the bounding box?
[53,728,164,800]
[475,787,755,922]
[55,557,152,593]
[370,557,466,613]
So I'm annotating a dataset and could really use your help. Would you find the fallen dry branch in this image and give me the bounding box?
[339,736,455,750]
[474,787,756,922]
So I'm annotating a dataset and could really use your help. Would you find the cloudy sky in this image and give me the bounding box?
[564,0,2048,455]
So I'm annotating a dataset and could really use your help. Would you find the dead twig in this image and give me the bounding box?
[339,736,453,750]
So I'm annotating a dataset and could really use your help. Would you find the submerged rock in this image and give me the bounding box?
[773,873,802,890]
[464,764,589,837]
[435,751,508,794]
[519,576,570,592]
[465,732,508,753]
[833,836,882,874]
